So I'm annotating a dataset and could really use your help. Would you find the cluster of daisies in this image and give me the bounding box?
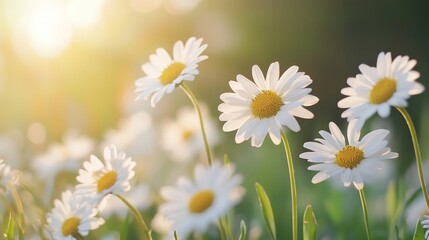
[218,52,423,191]
[134,36,427,238]
[0,35,428,239]
[45,145,134,239]
[43,36,243,240]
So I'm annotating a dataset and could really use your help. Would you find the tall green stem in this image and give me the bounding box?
[396,107,429,209]
[281,130,298,240]
[180,83,212,165]
[115,194,152,240]
[358,189,372,240]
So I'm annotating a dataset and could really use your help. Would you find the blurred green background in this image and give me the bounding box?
[1,0,429,239]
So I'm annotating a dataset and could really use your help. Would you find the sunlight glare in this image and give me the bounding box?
[164,0,200,15]
[66,0,106,30]
[25,1,73,58]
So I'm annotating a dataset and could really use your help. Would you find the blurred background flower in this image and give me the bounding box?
[0,0,429,239]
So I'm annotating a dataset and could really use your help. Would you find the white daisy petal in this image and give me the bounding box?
[311,171,330,184]
[267,62,280,90]
[341,169,352,187]
[252,64,266,90]
[347,119,361,146]
[328,122,345,147]
[352,171,364,190]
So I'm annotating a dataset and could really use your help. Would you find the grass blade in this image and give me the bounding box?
[303,205,317,240]
[255,182,276,240]
[5,212,15,240]
[413,219,424,240]
[238,220,247,240]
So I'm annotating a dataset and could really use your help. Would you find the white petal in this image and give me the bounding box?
[268,119,281,145]
[339,95,368,108]
[311,172,330,184]
[251,121,269,147]
[377,104,391,118]
[340,169,352,187]
[236,75,259,97]
[303,142,335,155]
[329,122,345,147]
[347,119,361,146]
[409,82,425,95]
[376,52,391,77]
[222,117,248,132]
[252,65,266,90]
[267,62,280,90]
[301,95,319,106]
[352,171,364,190]
[289,107,314,119]
[358,64,379,84]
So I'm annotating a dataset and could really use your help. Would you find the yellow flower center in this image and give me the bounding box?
[369,78,397,104]
[160,62,186,85]
[182,130,193,141]
[62,217,80,236]
[188,190,215,213]
[251,90,283,119]
[97,170,117,193]
[335,145,364,169]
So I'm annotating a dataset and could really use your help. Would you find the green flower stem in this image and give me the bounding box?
[115,194,152,240]
[180,83,213,166]
[358,189,372,240]
[281,130,298,240]
[396,107,429,210]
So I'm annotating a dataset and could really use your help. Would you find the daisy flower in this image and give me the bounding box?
[161,104,219,163]
[159,161,244,239]
[135,36,208,107]
[46,190,104,240]
[338,52,425,126]
[219,61,319,147]
[75,145,136,202]
[300,120,398,190]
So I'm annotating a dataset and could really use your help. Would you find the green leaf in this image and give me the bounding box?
[386,181,397,219]
[238,220,247,240]
[255,183,276,240]
[303,205,317,240]
[5,212,15,240]
[413,219,425,240]
[173,230,180,240]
